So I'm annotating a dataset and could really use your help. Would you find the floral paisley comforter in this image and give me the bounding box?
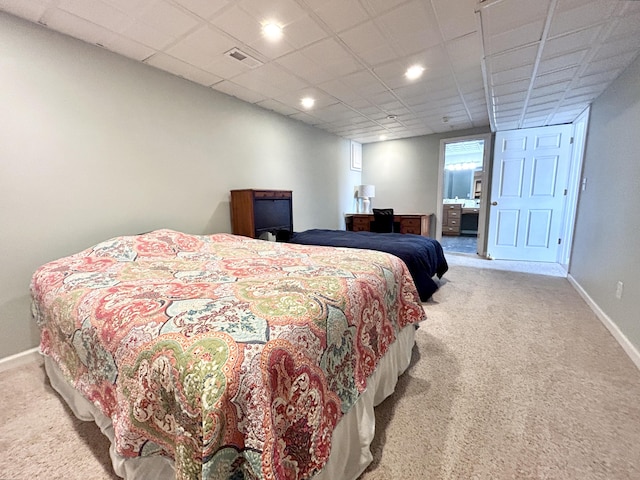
[31,229,426,480]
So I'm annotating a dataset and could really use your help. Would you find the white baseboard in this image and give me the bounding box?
[0,347,42,373]
[567,274,640,371]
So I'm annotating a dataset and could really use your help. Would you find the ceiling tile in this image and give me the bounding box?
[361,0,408,17]
[275,50,334,84]
[172,0,229,20]
[491,64,535,85]
[104,34,155,61]
[3,0,640,142]
[237,0,306,26]
[145,52,222,86]
[40,8,115,46]
[530,86,567,101]
[301,37,362,76]
[0,0,48,22]
[610,11,640,38]
[533,66,578,87]
[310,0,370,34]
[575,70,618,88]
[121,18,174,50]
[248,36,296,60]
[245,63,308,92]
[480,0,548,37]
[492,79,530,97]
[593,35,640,62]
[581,51,637,76]
[446,33,483,73]
[289,111,323,125]
[488,44,539,73]
[102,0,155,14]
[274,88,338,111]
[281,15,328,49]
[431,0,477,42]
[213,79,267,103]
[548,0,617,38]
[137,0,200,38]
[209,4,262,45]
[485,20,545,57]
[256,98,299,116]
[231,73,285,98]
[529,91,565,105]
[311,103,360,122]
[165,25,236,67]
[543,26,602,59]
[317,79,361,103]
[340,20,388,57]
[375,1,441,54]
[58,0,130,32]
[538,49,588,75]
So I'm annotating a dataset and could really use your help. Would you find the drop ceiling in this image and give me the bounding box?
[2,0,640,143]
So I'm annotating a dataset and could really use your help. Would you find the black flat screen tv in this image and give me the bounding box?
[253,199,292,234]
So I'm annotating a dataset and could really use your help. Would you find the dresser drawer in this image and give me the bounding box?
[253,190,291,199]
[442,225,460,235]
[352,218,370,231]
[447,210,461,220]
[401,226,421,235]
[444,204,462,211]
[400,218,420,227]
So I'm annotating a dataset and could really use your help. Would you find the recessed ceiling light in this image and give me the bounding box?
[386,114,397,120]
[301,97,315,109]
[379,134,388,141]
[405,65,425,80]
[262,23,283,41]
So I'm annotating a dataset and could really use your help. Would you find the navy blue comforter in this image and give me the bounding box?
[289,229,448,301]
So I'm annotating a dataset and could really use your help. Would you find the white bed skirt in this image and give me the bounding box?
[45,325,416,480]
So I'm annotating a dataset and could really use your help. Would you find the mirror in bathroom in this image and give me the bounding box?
[444,167,482,202]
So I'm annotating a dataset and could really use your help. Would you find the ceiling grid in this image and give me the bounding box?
[1,0,640,142]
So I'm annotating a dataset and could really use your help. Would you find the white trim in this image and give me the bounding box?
[0,347,42,373]
[561,106,590,270]
[437,133,492,257]
[567,274,640,371]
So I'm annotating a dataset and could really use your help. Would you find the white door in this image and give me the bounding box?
[487,125,573,262]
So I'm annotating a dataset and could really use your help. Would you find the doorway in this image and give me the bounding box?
[437,134,492,257]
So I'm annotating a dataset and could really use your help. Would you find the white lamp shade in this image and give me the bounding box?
[358,184,375,198]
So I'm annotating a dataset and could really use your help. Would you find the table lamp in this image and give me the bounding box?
[358,184,375,213]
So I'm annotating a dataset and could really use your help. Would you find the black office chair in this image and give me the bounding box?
[371,208,395,233]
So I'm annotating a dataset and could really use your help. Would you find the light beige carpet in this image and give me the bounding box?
[1,265,639,479]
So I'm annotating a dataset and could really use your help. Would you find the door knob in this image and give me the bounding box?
[491,201,498,206]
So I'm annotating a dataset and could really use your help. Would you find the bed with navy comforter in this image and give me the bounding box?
[290,229,448,301]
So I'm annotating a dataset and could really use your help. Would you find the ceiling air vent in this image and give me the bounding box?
[225,48,263,69]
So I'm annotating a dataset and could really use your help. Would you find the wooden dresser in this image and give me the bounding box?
[230,189,292,239]
[442,204,462,236]
[345,213,432,237]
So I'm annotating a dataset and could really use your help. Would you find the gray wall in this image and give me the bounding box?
[570,53,640,353]
[0,13,360,360]
[361,127,489,217]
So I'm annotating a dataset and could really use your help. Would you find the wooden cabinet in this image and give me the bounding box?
[399,216,426,235]
[230,189,292,239]
[461,207,480,235]
[345,214,432,237]
[351,216,371,232]
[442,203,462,236]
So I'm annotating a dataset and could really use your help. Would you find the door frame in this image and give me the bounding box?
[437,133,493,257]
[561,106,590,271]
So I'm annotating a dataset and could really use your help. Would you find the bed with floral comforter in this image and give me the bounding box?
[31,229,426,480]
